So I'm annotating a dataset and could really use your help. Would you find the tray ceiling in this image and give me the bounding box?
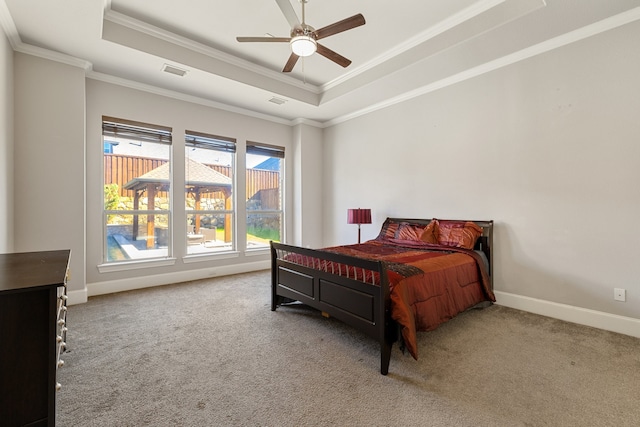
[2,0,640,124]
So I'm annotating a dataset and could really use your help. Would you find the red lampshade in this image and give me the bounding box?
[347,208,372,225]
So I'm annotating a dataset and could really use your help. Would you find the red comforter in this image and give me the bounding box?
[321,240,495,360]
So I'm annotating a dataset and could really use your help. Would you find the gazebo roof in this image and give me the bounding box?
[124,158,232,193]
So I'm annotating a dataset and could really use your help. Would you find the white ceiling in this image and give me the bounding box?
[2,0,640,125]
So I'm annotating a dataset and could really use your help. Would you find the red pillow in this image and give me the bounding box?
[376,219,399,241]
[419,221,438,244]
[394,222,424,241]
[435,220,483,249]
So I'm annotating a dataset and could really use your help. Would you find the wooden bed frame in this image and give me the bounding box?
[270,218,493,375]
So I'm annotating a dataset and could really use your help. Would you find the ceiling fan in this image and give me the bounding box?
[236,0,365,73]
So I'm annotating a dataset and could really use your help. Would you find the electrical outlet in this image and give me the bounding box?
[614,288,626,302]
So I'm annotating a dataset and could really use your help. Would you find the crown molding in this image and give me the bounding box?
[0,0,21,49]
[321,0,509,92]
[325,6,640,127]
[14,42,93,71]
[1,0,92,70]
[291,117,324,128]
[87,70,294,126]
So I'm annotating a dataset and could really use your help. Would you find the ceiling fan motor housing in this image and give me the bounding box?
[290,25,317,57]
[291,24,316,38]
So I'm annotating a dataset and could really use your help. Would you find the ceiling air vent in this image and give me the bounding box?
[162,64,188,77]
[268,97,287,105]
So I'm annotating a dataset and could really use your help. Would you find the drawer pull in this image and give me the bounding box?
[57,319,65,326]
[57,359,64,368]
[56,382,62,391]
[60,294,68,301]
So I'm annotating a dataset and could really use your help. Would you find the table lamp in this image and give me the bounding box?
[347,208,372,244]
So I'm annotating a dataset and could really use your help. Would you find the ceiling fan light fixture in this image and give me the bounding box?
[290,35,317,57]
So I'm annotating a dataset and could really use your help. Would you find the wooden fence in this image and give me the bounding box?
[105,154,167,197]
[105,154,280,205]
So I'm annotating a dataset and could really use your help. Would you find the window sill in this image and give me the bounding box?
[97,257,177,273]
[244,247,270,256]
[182,251,240,264]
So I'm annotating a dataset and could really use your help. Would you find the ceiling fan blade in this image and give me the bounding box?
[236,37,291,43]
[282,53,300,72]
[275,0,300,28]
[316,44,352,68]
[314,14,365,40]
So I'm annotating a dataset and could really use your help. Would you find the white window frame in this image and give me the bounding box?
[101,116,173,265]
[245,141,285,251]
[184,131,237,255]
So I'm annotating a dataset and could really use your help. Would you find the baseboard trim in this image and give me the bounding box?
[67,287,88,305]
[494,291,640,339]
[87,260,270,298]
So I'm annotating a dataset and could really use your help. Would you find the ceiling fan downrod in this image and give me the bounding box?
[300,0,308,25]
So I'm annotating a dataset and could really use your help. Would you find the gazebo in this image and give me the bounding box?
[124,158,232,248]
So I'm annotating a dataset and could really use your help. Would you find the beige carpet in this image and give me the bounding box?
[56,270,640,426]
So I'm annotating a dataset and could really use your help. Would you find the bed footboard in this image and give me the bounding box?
[270,242,395,375]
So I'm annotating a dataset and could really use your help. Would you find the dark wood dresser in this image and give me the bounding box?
[0,250,71,427]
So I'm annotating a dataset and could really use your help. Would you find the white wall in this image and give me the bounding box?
[0,29,12,252]
[85,79,294,294]
[13,53,86,298]
[323,20,640,329]
[292,123,323,248]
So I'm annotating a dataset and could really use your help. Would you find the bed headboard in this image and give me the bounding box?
[385,218,493,285]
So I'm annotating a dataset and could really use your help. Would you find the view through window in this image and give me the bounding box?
[102,117,172,262]
[246,142,284,249]
[185,131,236,255]
[102,117,284,263]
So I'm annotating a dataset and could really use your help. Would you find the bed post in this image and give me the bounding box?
[270,241,278,311]
[379,262,392,375]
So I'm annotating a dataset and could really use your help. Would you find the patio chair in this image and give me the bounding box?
[200,227,217,242]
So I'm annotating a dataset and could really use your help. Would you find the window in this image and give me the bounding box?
[246,142,284,249]
[185,131,236,255]
[102,117,172,262]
